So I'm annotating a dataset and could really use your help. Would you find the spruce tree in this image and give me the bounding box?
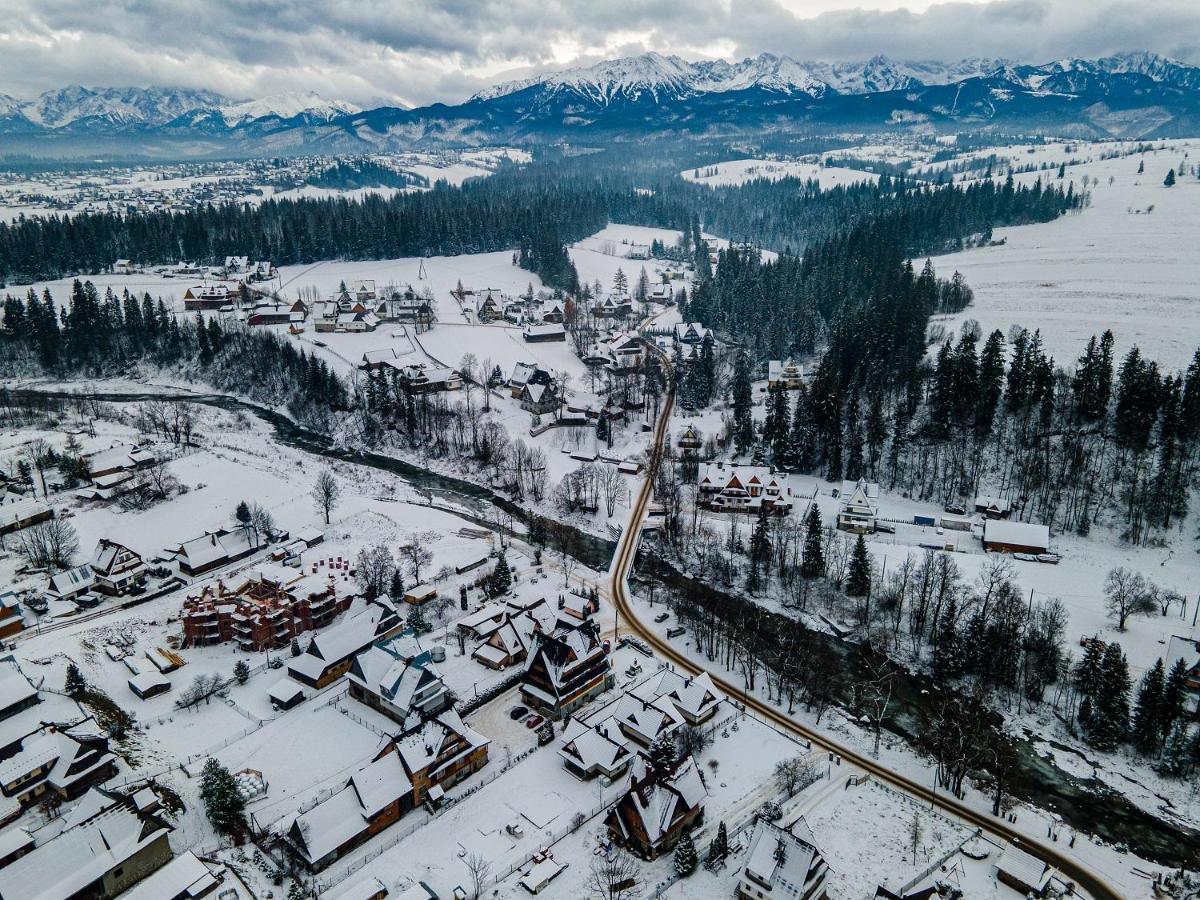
[649,733,677,774]
[1161,657,1189,740]
[235,501,251,526]
[1159,723,1193,778]
[488,553,512,597]
[933,594,963,680]
[389,569,405,601]
[1086,643,1131,752]
[64,662,86,698]
[706,821,729,866]
[1132,658,1165,755]
[731,351,754,455]
[233,660,250,685]
[290,638,302,657]
[1164,168,1176,187]
[199,758,247,838]
[846,535,871,597]
[800,505,824,578]
[674,832,698,876]
[748,504,772,592]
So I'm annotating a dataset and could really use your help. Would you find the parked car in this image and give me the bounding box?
[943,503,967,515]
[525,715,544,729]
[666,626,686,639]
[874,522,895,534]
[653,612,669,623]
[509,705,528,720]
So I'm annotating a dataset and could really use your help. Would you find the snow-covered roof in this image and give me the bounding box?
[0,802,169,900]
[744,817,821,893]
[996,844,1052,890]
[122,850,219,900]
[0,498,51,530]
[291,785,368,864]
[128,671,171,694]
[350,752,412,818]
[559,716,632,773]
[328,876,392,900]
[289,598,399,680]
[630,669,724,722]
[268,678,306,704]
[982,520,1050,550]
[0,660,38,714]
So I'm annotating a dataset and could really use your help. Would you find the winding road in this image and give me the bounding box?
[603,362,1124,899]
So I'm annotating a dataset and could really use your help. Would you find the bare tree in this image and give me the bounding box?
[601,467,630,518]
[311,470,340,525]
[856,654,896,758]
[17,518,79,570]
[773,756,819,798]
[1104,566,1154,631]
[586,846,639,900]
[399,531,438,584]
[355,544,396,599]
[675,724,711,760]
[462,852,491,900]
[249,502,276,543]
[22,438,52,498]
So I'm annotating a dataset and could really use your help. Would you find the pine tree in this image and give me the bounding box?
[233,660,250,685]
[649,733,677,774]
[407,605,429,634]
[389,569,405,601]
[1132,658,1165,755]
[846,535,871,597]
[290,638,302,657]
[800,505,824,578]
[64,662,86,698]
[1164,168,1176,187]
[1159,723,1193,778]
[235,501,251,526]
[459,584,469,611]
[199,758,247,837]
[1137,158,1144,174]
[674,832,698,876]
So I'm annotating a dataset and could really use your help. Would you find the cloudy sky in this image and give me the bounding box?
[1,0,1198,107]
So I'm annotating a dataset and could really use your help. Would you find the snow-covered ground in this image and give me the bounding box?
[681,158,879,189]
[929,138,1200,370]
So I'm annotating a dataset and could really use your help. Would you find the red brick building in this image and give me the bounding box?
[181,565,348,651]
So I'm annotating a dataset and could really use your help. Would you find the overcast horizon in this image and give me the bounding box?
[1,0,1198,108]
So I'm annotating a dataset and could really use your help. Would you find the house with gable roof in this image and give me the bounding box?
[520,618,612,717]
[836,479,878,534]
[738,816,830,900]
[698,464,792,515]
[347,635,452,727]
[606,755,706,859]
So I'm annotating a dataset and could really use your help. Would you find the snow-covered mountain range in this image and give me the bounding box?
[3,51,1199,153]
[0,84,360,133]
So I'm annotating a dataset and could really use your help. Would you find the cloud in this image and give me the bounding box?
[0,0,1196,106]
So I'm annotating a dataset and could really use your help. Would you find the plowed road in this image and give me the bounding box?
[604,372,1121,900]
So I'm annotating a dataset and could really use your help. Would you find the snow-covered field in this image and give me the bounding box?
[929,138,1200,370]
[681,158,879,189]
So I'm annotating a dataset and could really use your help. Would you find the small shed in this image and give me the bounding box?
[982,520,1050,555]
[404,584,438,605]
[995,845,1052,895]
[520,856,566,894]
[128,671,172,700]
[327,876,390,900]
[268,678,306,711]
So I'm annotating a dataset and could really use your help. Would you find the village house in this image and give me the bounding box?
[522,323,567,343]
[166,527,269,577]
[1166,636,1200,693]
[90,539,148,595]
[121,848,224,899]
[376,292,434,326]
[542,304,565,324]
[836,479,878,534]
[677,424,703,452]
[287,597,406,689]
[246,301,294,326]
[0,788,173,899]
[181,565,349,651]
[0,595,22,641]
[606,755,706,859]
[286,708,488,871]
[182,283,236,311]
[471,599,559,670]
[520,618,612,718]
[477,292,502,322]
[84,445,155,480]
[396,364,463,395]
[738,817,830,900]
[698,464,793,515]
[0,716,118,812]
[347,636,453,727]
[974,495,1013,519]
[606,331,646,371]
[674,322,711,345]
[519,375,562,416]
[0,498,53,536]
[767,359,806,390]
[0,660,39,725]
[630,669,725,726]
